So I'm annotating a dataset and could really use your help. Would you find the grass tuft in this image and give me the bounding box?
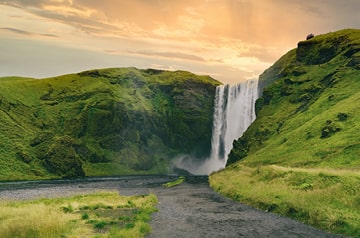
[162,176,185,188]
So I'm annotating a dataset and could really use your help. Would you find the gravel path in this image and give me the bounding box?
[0,176,343,238]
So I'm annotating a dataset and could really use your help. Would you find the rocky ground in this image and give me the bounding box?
[0,176,343,238]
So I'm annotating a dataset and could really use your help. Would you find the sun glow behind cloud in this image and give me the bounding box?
[1,0,360,84]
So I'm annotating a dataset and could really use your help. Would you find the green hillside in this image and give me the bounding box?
[210,29,360,237]
[0,68,220,180]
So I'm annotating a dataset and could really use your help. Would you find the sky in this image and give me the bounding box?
[1,0,360,84]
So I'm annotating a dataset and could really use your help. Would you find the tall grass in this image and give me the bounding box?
[210,165,360,237]
[0,202,77,237]
[0,191,158,238]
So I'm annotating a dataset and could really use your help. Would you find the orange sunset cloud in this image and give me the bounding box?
[1,0,360,83]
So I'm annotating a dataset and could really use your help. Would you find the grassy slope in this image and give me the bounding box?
[210,29,360,237]
[0,68,220,180]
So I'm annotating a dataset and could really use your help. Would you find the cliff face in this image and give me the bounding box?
[228,29,360,168]
[0,68,221,180]
[211,29,360,237]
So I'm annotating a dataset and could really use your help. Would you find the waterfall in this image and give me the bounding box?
[174,79,259,175]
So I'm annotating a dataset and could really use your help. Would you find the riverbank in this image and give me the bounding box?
[210,165,359,237]
[0,176,342,237]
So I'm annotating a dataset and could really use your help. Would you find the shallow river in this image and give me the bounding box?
[0,176,342,238]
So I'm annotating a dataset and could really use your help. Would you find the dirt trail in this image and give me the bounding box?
[0,176,342,238]
[146,177,342,238]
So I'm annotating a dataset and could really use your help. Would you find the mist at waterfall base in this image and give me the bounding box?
[173,79,259,175]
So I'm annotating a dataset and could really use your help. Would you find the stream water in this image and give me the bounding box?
[0,176,342,238]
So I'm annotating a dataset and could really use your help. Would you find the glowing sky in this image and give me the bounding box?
[1,0,360,84]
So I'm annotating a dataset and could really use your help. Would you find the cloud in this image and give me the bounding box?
[238,45,284,63]
[127,50,207,62]
[0,27,32,35]
[3,0,359,45]
[0,27,58,37]
[1,0,360,83]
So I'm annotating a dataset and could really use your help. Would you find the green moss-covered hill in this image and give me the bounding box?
[210,29,360,237]
[227,29,360,168]
[0,68,220,180]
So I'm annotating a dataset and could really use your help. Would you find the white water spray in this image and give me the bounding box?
[174,79,259,175]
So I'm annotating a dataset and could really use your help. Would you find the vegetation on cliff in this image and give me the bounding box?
[210,29,360,237]
[0,68,220,180]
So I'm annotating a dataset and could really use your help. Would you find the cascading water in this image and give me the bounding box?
[174,79,259,175]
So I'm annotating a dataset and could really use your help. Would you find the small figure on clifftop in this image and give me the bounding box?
[306,33,314,40]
